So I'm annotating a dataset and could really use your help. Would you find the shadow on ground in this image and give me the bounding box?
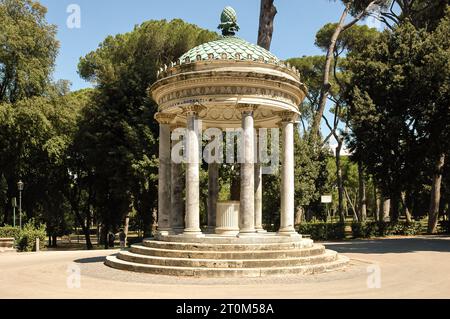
[74,256,111,264]
[325,236,450,254]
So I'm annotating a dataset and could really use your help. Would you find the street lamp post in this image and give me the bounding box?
[17,180,24,229]
[11,197,17,227]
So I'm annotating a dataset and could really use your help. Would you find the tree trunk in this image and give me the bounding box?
[401,192,413,223]
[310,1,378,140]
[230,166,241,201]
[295,206,303,225]
[124,213,130,244]
[344,187,358,222]
[258,0,277,50]
[428,154,446,233]
[358,162,367,222]
[310,4,350,140]
[374,186,381,221]
[52,235,57,248]
[390,192,400,222]
[73,209,93,250]
[382,198,390,222]
[336,140,345,222]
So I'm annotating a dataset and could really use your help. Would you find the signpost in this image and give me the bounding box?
[321,195,333,221]
[321,195,332,204]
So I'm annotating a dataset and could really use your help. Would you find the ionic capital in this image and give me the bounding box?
[154,112,177,125]
[236,103,258,114]
[183,102,207,116]
[277,111,299,123]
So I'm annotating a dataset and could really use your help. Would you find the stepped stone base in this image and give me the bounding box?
[105,233,349,278]
[0,238,16,253]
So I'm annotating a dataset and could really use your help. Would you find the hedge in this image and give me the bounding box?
[297,222,346,241]
[0,226,20,239]
[439,220,450,234]
[0,220,46,252]
[351,221,423,238]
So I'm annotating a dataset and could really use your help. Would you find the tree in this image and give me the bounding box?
[0,0,58,103]
[289,24,379,222]
[310,0,389,141]
[258,0,277,50]
[78,19,218,245]
[346,8,450,227]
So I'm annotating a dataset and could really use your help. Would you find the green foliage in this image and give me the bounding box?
[0,0,59,103]
[16,219,46,251]
[346,10,450,220]
[438,220,450,234]
[76,19,218,240]
[351,221,423,238]
[0,221,46,251]
[0,225,20,238]
[298,222,346,241]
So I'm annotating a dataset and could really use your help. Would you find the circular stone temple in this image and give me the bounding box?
[105,7,348,277]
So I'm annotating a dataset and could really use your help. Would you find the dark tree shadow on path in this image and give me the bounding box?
[324,237,450,254]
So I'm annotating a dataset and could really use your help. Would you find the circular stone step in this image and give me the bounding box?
[105,234,349,277]
[105,255,349,278]
[142,239,314,251]
[116,249,338,268]
[130,244,326,259]
[153,234,305,244]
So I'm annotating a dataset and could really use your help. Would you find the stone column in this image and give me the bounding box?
[207,162,219,233]
[238,104,257,236]
[183,104,205,237]
[155,112,176,235]
[254,128,265,233]
[278,111,298,236]
[171,157,185,234]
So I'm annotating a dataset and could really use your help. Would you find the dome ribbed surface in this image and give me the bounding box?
[178,36,280,64]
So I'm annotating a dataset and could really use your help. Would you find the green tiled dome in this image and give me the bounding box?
[178,36,280,64]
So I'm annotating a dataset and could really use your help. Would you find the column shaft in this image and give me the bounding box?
[157,123,171,233]
[239,109,256,235]
[279,120,296,235]
[184,111,202,236]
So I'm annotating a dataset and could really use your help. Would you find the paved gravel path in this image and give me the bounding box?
[0,236,449,298]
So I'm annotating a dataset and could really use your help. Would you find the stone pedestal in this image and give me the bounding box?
[215,201,240,236]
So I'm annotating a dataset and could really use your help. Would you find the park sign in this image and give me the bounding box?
[321,195,332,204]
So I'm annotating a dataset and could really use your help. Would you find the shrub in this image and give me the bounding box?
[298,222,346,241]
[351,221,423,238]
[439,220,450,234]
[16,220,47,252]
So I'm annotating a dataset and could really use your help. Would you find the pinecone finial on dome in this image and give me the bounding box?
[218,6,240,36]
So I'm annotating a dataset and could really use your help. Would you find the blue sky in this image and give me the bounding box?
[39,0,352,91]
[39,0,377,147]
